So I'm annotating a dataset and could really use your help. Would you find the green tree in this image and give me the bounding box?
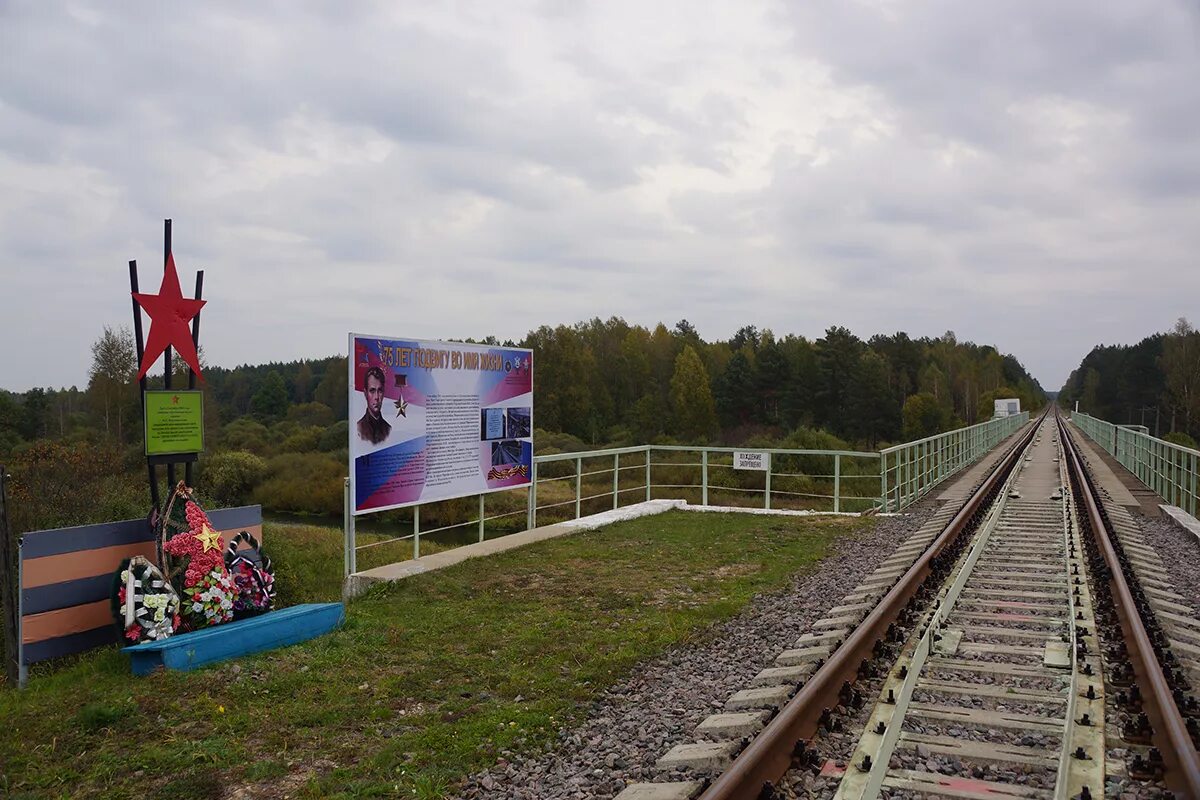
[848,351,898,447]
[780,335,818,428]
[0,392,22,454]
[918,362,946,402]
[630,393,667,442]
[294,361,314,404]
[1080,368,1101,414]
[250,371,289,424]
[730,325,760,352]
[1161,318,1200,435]
[669,346,718,441]
[287,401,335,428]
[714,348,757,427]
[220,418,270,454]
[318,420,350,451]
[977,385,1020,421]
[87,325,136,441]
[313,361,349,418]
[21,388,49,440]
[902,392,952,440]
[756,332,788,424]
[201,450,268,506]
[816,326,863,434]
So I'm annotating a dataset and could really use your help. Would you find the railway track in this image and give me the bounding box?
[618,411,1200,800]
[829,414,1095,798]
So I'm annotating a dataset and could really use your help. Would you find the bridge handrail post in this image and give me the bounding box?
[575,456,582,519]
[764,452,772,510]
[883,450,892,513]
[613,453,620,510]
[528,461,538,530]
[645,447,651,502]
[834,453,841,513]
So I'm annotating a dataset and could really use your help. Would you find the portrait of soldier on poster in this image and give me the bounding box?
[357,365,391,445]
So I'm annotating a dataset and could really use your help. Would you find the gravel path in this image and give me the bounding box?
[452,507,937,800]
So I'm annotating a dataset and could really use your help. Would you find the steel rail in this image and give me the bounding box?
[1058,412,1200,797]
[697,412,1043,800]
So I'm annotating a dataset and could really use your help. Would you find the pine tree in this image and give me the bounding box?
[848,352,898,447]
[816,326,863,434]
[714,349,757,427]
[1161,318,1200,435]
[756,333,788,424]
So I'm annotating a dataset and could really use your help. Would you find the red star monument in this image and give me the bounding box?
[133,252,206,381]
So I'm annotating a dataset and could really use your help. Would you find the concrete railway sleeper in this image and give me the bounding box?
[1059,414,1200,797]
[614,410,1043,800]
[826,412,1100,799]
[616,410,1200,800]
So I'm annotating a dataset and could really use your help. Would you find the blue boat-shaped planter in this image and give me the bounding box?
[122,603,345,676]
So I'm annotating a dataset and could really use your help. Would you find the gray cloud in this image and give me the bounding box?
[2,0,1198,393]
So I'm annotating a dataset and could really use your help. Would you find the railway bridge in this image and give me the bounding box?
[601,409,1200,800]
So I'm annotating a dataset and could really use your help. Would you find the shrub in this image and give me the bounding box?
[267,420,301,445]
[219,418,269,454]
[5,439,147,533]
[280,425,324,453]
[533,428,588,455]
[287,402,335,428]
[318,420,349,452]
[253,452,345,515]
[0,429,21,459]
[1163,431,1198,450]
[201,450,268,507]
[902,393,953,440]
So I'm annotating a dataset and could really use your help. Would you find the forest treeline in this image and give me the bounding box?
[0,319,1045,530]
[1058,318,1200,447]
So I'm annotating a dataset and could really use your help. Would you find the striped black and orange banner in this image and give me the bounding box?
[20,505,262,665]
[486,464,529,481]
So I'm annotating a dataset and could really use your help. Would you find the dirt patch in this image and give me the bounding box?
[223,758,337,800]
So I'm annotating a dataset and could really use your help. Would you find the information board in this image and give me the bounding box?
[348,334,534,515]
[144,390,204,456]
[734,451,768,471]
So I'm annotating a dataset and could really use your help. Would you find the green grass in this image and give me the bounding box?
[0,510,870,799]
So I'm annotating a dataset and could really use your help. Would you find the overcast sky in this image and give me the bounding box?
[2,1,1198,393]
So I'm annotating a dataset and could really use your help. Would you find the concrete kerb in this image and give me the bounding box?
[343,499,877,600]
[1161,504,1200,544]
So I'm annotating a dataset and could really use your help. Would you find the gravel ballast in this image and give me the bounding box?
[1133,509,1200,613]
[453,508,936,800]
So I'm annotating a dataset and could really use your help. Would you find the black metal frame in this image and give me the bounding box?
[128,219,206,512]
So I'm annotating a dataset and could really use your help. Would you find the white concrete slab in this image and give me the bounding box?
[345,498,873,598]
[1162,505,1200,544]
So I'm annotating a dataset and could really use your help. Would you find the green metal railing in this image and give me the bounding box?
[526,445,881,531]
[1070,412,1199,517]
[879,412,1030,513]
[343,415,1032,575]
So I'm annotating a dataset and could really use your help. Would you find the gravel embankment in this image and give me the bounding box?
[453,506,938,800]
[1135,510,1200,613]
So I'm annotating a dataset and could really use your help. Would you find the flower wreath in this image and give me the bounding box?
[157,481,201,567]
[110,555,182,643]
[224,531,276,618]
[162,499,236,628]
